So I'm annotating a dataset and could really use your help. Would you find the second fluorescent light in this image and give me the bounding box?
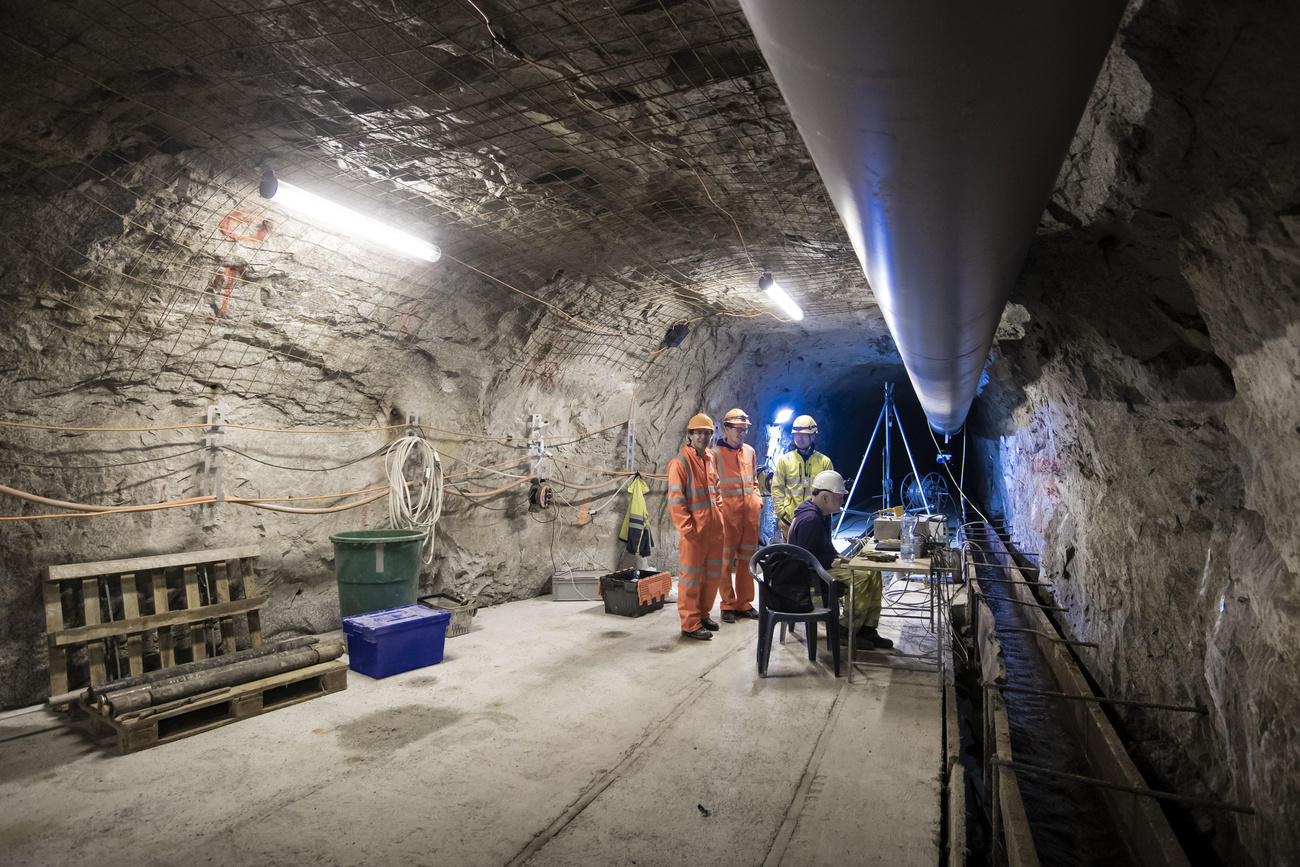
[758,271,804,321]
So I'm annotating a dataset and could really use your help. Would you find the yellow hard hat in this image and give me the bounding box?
[687,413,715,432]
[723,408,750,427]
[792,414,818,434]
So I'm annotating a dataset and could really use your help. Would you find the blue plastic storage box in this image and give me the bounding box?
[342,604,451,678]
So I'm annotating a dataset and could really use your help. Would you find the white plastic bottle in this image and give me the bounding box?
[900,514,917,562]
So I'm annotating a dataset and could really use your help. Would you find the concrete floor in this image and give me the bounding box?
[0,579,947,867]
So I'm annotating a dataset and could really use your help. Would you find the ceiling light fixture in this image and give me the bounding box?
[758,271,804,321]
[259,168,441,263]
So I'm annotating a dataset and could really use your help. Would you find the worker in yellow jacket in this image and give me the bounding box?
[667,413,725,641]
[709,408,762,622]
[770,414,834,539]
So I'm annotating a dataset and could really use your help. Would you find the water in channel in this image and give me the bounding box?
[970,551,1131,866]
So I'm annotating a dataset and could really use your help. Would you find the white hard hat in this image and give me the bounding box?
[812,470,848,495]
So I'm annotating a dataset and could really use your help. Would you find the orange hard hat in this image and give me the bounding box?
[723,408,751,427]
[687,413,715,431]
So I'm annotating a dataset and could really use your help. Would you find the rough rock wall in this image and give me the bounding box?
[0,213,524,711]
[970,1,1300,862]
[0,140,890,712]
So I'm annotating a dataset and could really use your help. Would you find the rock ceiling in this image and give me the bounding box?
[0,0,877,401]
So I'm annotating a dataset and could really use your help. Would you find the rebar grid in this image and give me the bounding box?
[0,0,873,406]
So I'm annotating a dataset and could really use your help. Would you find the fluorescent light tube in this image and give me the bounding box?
[759,273,804,321]
[267,179,441,263]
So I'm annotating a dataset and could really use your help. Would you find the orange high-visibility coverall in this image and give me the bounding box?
[667,444,724,633]
[709,441,762,613]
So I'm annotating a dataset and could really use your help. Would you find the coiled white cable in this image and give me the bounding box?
[385,433,444,564]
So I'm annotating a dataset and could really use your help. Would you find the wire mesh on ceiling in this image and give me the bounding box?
[0,0,873,405]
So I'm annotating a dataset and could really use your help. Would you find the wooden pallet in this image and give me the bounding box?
[44,546,347,753]
[86,660,348,754]
[45,546,268,696]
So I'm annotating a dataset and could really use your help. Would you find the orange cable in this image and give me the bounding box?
[0,420,210,432]
[231,492,387,514]
[549,457,668,482]
[1,417,631,443]
[551,476,624,492]
[226,484,390,503]
[226,422,406,434]
[0,498,216,521]
[453,476,538,498]
[444,456,532,480]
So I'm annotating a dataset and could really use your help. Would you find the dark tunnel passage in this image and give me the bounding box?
[815,366,946,517]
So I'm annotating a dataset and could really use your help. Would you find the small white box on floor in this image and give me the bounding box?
[551,569,604,601]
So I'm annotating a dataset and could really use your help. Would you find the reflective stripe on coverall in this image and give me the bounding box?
[770,449,834,535]
[709,442,762,612]
[667,446,724,632]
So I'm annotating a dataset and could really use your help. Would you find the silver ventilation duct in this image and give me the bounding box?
[740,1,1126,433]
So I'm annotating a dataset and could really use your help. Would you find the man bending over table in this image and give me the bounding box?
[786,470,894,650]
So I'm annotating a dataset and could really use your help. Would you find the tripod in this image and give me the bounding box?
[834,382,931,537]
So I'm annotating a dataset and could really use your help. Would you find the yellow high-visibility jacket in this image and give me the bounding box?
[619,476,654,556]
[771,448,834,526]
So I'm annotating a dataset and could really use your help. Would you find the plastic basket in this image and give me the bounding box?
[417,593,478,638]
[599,569,671,617]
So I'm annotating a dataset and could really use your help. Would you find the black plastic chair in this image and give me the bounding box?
[749,544,842,677]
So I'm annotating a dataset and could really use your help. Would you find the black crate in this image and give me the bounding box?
[600,569,669,617]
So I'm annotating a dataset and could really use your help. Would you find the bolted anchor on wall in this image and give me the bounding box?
[202,403,226,513]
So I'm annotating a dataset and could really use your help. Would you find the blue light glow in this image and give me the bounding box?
[773,408,794,425]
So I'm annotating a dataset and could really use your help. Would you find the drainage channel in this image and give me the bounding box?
[945,522,1214,867]
[960,545,1127,865]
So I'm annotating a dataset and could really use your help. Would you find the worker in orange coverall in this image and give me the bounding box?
[668,413,725,641]
[709,408,763,623]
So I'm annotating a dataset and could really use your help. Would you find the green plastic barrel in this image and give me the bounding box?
[331,529,426,618]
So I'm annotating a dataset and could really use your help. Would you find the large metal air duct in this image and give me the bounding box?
[739,1,1126,433]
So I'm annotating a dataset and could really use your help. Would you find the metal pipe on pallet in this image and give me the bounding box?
[47,636,320,708]
[98,641,344,716]
[92,635,317,697]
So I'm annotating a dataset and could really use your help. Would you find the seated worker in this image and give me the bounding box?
[787,470,894,650]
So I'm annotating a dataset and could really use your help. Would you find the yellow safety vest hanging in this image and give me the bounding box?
[619,475,654,556]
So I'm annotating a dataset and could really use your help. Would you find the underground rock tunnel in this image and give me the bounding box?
[0,1,1297,864]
